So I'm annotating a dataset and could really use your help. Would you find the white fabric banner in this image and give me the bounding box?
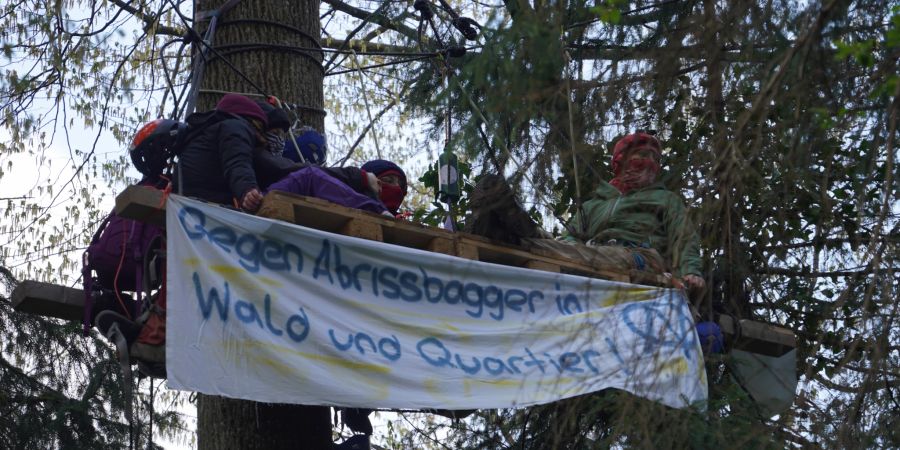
[165,195,707,410]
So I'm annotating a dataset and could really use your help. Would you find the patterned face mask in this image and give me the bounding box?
[265,132,285,157]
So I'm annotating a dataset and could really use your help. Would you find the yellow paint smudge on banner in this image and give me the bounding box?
[656,357,689,376]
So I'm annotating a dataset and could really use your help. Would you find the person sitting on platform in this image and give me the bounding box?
[466,132,705,290]
[175,93,407,217]
[174,93,270,207]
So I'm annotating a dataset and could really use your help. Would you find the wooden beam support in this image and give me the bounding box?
[525,260,561,273]
[718,315,796,357]
[11,280,85,321]
[114,185,166,227]
[426,237,455,255]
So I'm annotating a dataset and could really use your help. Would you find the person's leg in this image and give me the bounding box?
[525,238,634,271]
[267,166,387,214]
[524,239,667,275]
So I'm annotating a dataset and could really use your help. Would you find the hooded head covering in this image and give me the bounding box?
[611,132,661,175]
[362,159,407,214]
[284,128,327,165]
[257,101,291,131]
[216,94,268,128]
[609,132,662,193]
[361,159,407,191]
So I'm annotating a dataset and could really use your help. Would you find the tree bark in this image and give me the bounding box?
[190,1,332,448]
[194,0,325,132]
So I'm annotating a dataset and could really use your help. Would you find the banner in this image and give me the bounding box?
[166,195,707,410]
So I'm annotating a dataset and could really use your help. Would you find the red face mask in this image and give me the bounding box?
[380,183,405,213]
[610,156,660,193]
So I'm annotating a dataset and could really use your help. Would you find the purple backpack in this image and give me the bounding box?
[82,180,164,334]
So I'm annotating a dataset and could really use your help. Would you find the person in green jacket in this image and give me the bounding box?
[466,132,705,290]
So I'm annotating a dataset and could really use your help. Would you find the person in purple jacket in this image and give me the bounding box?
[261,158,408,217]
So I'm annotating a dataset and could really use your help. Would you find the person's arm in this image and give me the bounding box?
[662,193,703,278]
[218,121,260,204]
[253,148,305,190]
[321,166,376,196]
[560,207,587,243]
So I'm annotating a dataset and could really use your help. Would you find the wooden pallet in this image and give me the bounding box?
[116,186,658,284]
[256,190,654,284]
[13,185,797,358]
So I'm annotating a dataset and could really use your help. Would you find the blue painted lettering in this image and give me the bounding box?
[285,308,310,343]
[313,240,334,284]
[193,272,229,321]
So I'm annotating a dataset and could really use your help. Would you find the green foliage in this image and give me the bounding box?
[1,0,898,448]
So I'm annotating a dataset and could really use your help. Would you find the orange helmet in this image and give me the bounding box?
[129,119,187,177]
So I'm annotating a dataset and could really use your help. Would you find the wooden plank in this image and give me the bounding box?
[426,237,455,255]
[628,270,670,287]
[718,315,796,357]
[11,280,85,321]
[114,185,167,227]
[341,218,383,242]
[456,241,480,260]
[525,260,561,273]
[257,191,299,223]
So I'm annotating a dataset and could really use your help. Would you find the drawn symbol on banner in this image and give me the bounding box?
[621,302,697,360]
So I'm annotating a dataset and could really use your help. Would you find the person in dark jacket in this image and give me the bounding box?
[177,94,409,217]
[175,93,268,209]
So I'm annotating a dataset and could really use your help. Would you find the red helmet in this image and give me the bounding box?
[129,119,187,177]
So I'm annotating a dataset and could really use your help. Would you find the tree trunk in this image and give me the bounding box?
[190,1,332,448]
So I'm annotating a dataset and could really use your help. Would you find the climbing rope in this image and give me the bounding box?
[350,49,382,158]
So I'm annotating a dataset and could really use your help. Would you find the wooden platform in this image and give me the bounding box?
[718,315,795,357]
[15,185,797,358]
[117,186,660,285]
[11,280,85,321]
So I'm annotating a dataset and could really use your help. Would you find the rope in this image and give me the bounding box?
[326,54,435,76]
[196,89,326,115]
[165,0,271,116]
[157,37,189,119]
[563,46,589,240]
[218,18,323,53]
[350,50,382,158]
[202,43,325,73]
[147,379,155,450]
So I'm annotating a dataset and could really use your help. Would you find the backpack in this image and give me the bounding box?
[84,112,240,334]
[82,178,166,334]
